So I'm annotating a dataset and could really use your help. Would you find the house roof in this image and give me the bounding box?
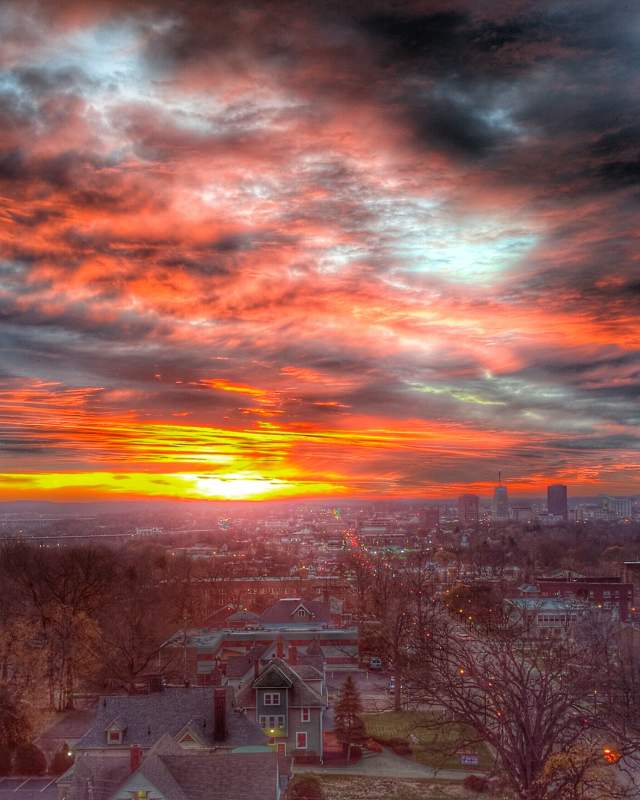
[60,736,278,800]
[236,658,325,709]
[508,597,587,612]
[226,644,270,679]
[297,653,325,673]
[227,610,260,623]
[75,688,266,750]
[143,752,277,800]
[290,664,323,681]
[58,753,131,800]
[259,598,331,626]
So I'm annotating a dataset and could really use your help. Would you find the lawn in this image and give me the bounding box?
[291,774,467,800]
[362,711,494,772]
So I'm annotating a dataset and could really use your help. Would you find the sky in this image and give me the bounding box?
[0,0,639,502]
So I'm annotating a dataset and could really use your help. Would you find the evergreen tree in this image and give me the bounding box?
[50,742,74,775]
[333,675,367,760]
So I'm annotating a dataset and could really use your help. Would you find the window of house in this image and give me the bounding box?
[296,731,308,750]
[260,715,284,730]
[108,730,121,743]
[301,708,310,722]
[264,692,281,705]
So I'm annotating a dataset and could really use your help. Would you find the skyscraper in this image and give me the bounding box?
[547,484,568,520]
[458,494,480,526]
[493,485,509,520]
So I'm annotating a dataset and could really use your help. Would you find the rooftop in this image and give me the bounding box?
[75,688,265,751]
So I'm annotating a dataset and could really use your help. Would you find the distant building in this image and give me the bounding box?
[493,485,509,520]
[135,526,163,537]
[259,598,332,629]
[505,597,588,638]
[536,576,633,621]
[622,562,640,601]
[601,496,633,519]
[547,485,568,520]
[511,505,533,523]
[419,506,440,530]
[457,494,479,526]
[163,627,359,684]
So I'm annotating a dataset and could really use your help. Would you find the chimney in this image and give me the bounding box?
[130,744,143,773]
[254,657,261,680]
[276,636,285,659]
[289,645,297,665]
[213,687,227,742]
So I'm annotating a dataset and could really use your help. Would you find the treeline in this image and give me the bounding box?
[0,542,212,735]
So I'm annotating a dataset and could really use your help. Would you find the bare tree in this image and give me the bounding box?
[408,616,637,800]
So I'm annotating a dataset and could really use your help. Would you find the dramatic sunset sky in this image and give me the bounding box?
[1,0,639,502]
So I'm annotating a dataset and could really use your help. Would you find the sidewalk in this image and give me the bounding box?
[294,746,484,781]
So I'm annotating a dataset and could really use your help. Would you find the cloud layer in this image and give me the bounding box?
[1,0,639,500]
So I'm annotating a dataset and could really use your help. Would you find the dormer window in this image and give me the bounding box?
[106,718,126,744]
[264,692,280,705]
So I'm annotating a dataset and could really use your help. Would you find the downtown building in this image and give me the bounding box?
[493,485,510,520]
[547,484,568,520]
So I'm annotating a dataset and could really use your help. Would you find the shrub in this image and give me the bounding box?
[288,775,323,800]
[0,748,12,777]
[348,746,362,762]
[50,743,74,775]
[14,743,47,775]
[463,774,488,793]
[391,742,412,756]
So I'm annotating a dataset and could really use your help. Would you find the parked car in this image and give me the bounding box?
[369,656,383,670]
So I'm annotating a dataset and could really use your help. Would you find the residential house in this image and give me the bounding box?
[59,734,284,800]
[73,687,266,756]
[236,658,327,759]
[259,598,333,629]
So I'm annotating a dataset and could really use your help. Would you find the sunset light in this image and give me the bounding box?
[0,1,638,502]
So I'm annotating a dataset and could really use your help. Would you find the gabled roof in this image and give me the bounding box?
[259,598,331,626]
[237,658,325,709]
[252,663,293,689]
[75,688,266,750]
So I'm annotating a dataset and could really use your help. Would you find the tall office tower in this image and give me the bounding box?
[547,484,568,520]
[493,485,509,520]
[458,494,480,525]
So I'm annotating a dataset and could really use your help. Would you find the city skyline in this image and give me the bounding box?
[1,0,639,502]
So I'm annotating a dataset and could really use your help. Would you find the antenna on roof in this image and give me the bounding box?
[498,470,502,485]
